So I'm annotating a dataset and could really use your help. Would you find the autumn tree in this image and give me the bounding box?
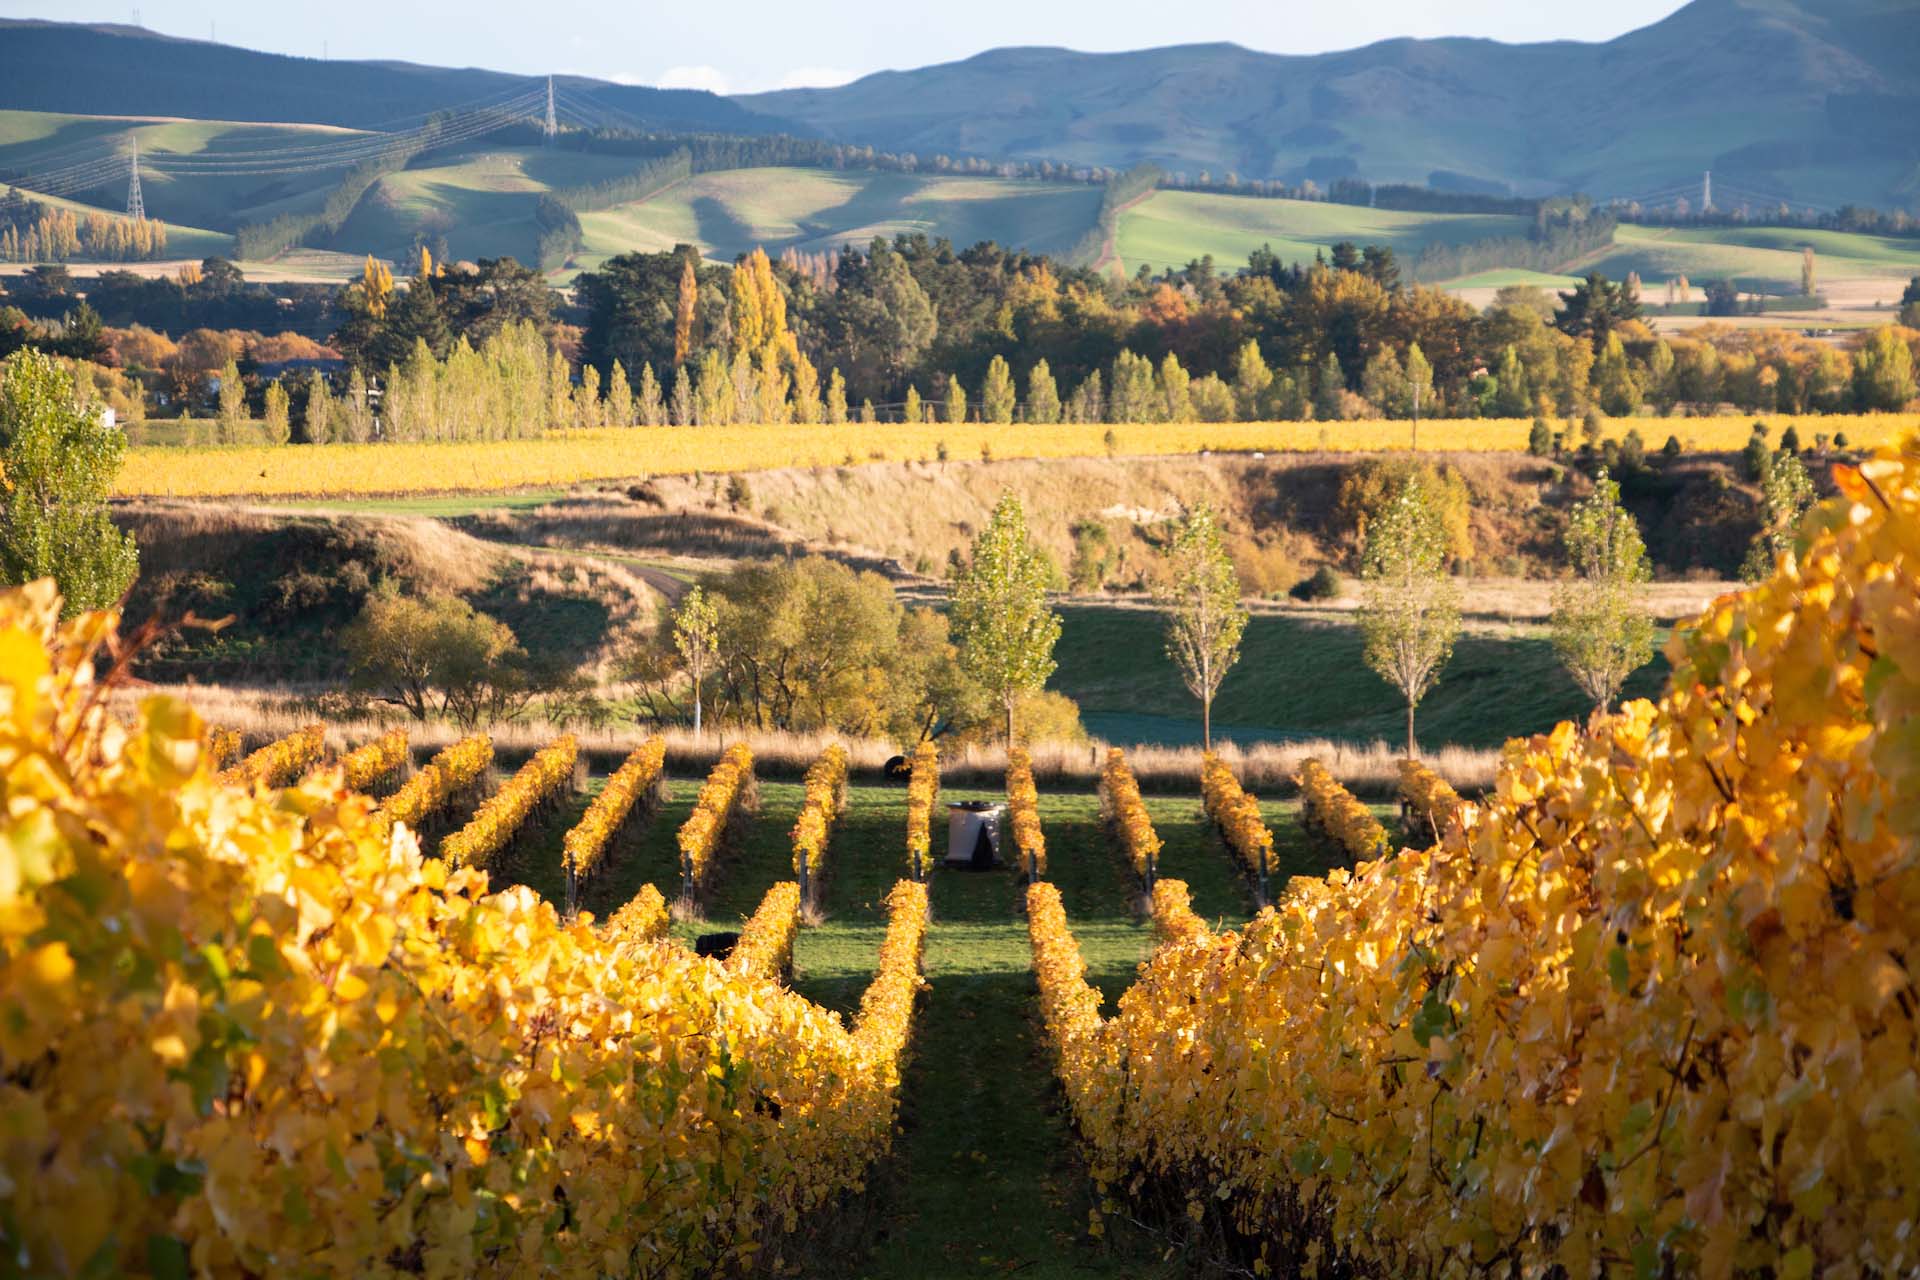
[1163,503,1248,749]
[342,589,528,728]
[982,355,1016,424]
[262,378,290,445]
[1025,359,1061,424]
[1550,470,1653,711]
[1742,450,1815,580]
[0,349,139,614]
[1356,471,1461,757]
[944,373,967,424]
[673,585,720,735]
[951,492,1062,743]
[216,356,245,441]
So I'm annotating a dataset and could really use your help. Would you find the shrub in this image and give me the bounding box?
[1290,565,1344,600]
[1527,417,1553,457]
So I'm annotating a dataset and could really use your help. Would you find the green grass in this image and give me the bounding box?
[263,489,572,517]
[1587,223,1920,294]
[1054,603,1671,750]
[484,763,1369,1276]
[575,167,1104,267]
[1115,189,1531,276]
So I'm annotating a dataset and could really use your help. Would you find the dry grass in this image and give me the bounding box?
[117,683,1500,796]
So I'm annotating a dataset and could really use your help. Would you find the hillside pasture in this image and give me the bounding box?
[576,167,1104,266]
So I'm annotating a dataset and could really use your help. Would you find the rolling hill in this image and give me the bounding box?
[0,19,786,135]
[744,0,1920,209]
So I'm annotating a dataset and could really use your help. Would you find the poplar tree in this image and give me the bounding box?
[262,378,290,445]
[606,360,634,427]
[1550,470,1653,711]
[1163,503,1248,749]
[944,374,967,424]
[303,369,333,444]
[216,356,245,442]
[1232,340,1272,420]
[546,349,572,430]
[1025,359,1061,424]
[1357,471,1460,757]
[673,259,697,366]
[951,492,1062,744]
[826,368,849,424]
[574,364,602,429]
[669,365,692,426]
[637,362,665,426]
[982,355,1016,424]
[1159,352,1193,422]
[903,385,922,424]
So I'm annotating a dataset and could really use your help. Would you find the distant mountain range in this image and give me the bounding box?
[0,19,786,135]
[3,2,1918,210]
[743,0,1920,207]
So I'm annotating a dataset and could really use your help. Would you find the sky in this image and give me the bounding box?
[4,0,1695,95]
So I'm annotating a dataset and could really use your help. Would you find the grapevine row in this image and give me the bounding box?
[1023,446,1920,1276]
[1395,756,1465,844]
[442,735,578,872]
[790,744,849,904]
[1295,757,1390,863]
[335,727,408,793]
[601,882,671,945]
[677,742,755,900]
[205,725,241,771]
[1199,752,1275,899]
[1098,747,1162,886]
[1147,878,1209,946]
[0,585,936,1277]
[1005,746,1048,880]
[377,733,492,834]
[904,740,939,880]
[219,722,325,787]
[562,736,666,894]
[731,881,801,981]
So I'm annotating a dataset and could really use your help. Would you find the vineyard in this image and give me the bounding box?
[110,415,1920,499]
[1,440,1915,1276]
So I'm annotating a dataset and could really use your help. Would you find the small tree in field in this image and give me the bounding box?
[1550,469,1653,712]
[0,349,139,615]
[673,585,720,735]
[1163,503,1248,750]
[1357,472,1460,757]
[952,492,1062,743]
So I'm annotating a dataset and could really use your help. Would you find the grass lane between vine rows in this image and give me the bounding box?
[477,762,1377,1276]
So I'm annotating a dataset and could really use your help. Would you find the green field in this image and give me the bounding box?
[1586,222,1920,294]
[1114,189,1531,275]
[492,769,1362,1277]
[577,166,1104,266]
[1052,603,1671,750]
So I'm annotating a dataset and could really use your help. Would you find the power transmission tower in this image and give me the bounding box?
[544,77,558,143]
[126,135,144,220]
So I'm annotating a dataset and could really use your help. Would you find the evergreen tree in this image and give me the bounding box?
[951,492,1063,744]
[1025,359,1061,424]
[1313,351,1347,420]
[1550,470,1653,711]
[0,349,139,614]
[982,355,1016,424]
[606,360,634,427]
